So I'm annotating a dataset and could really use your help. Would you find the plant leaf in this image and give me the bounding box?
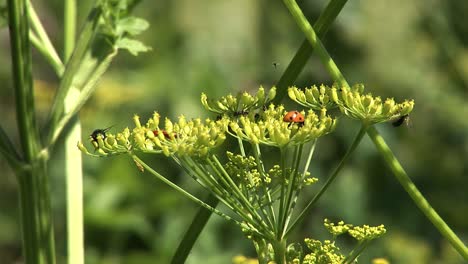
[116,37,151,55]
[116,16,149,36]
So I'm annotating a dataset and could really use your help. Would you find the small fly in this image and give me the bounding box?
[392,115,410,127]
[90,126,113,144]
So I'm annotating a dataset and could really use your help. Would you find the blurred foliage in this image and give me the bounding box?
[0,0,467,263]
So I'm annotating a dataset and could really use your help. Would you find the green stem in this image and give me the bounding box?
[343,240,369,264]
[275,0,349,102]
[272,239,287,264]
[18,161,56,264]
[132,154,240,225]
[367,126,468,260]
[8,0,56,262]
[170,193,219,264]
[29,31,64,76]
[252,143,276,230]
[28,2,64,75]
[282,140,317,237]
[280,144,303,237]
[282,0,347,88]
[63,1,83,264]
[64,0,76,61]
[285,125,367,236]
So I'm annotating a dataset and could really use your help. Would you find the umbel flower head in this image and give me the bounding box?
[132,112,228,158]
[79,112,229,158]
[201,86,276,116]
[289,84,414,125]
[229,104,337,147]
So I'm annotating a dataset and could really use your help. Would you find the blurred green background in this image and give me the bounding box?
[1,0,467,263]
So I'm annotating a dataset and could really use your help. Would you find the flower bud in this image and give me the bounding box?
[268,87,276,101]
[226,95,236,107]
[331,87,339,103]
[362,95,373,108]
[311,86,320,100]
[217,101,228,111]
[105,135,116,147]
[240,92,253,106]
[382,99,395,115]
[152,112,160,128]
[133,114,141,128]
[77,142,88,153]
[256,87,265,102]
[305,88,314,103]
[165,118,173,133]
[200,93,209,109]
[116,133,127,146]
[288,87,297,101]
[399,100,414,116]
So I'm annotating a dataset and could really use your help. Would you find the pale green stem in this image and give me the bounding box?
[280,144,303,237]
[302,139,317,177]
[282,140,317,237]
[28,1,64,75]
[252,143,276,229]
[132,154,240,225]
[277,147,287,237]
[29,31,64,75]
[62,1,83,263]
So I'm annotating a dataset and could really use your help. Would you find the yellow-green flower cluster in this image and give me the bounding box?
[225,152,271,189]
[288,85,337,110]
[324,219,353,237]
[334,85,414,124]
[303,239,345,264]
[323,219,386,242]
[78,127,132,156]
[78,112,228,158]
[289,84,415,125]
[348,224,386,242]
[201,86,276,116]
[134,112,228,158]
[229,105,336,147]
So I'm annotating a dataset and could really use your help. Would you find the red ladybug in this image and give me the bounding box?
[153,129,176,139]
[283,111,305,124]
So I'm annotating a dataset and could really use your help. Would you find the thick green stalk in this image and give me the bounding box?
[285,125,367,236]
[282,0,347,88]
[272,239,287,264]
[7,0,56,263]
[62,1,83,263]
[367,127,468,260]
[275,0,349,102]
[170,193,219,264]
